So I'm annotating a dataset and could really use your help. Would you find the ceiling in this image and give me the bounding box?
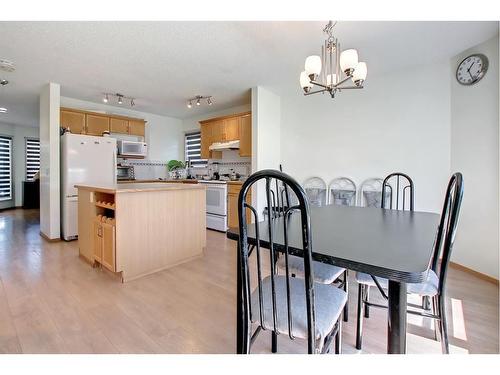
[0,21,497,127]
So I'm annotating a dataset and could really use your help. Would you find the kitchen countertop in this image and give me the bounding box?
[117,179,198,184]
[76,182,206,194]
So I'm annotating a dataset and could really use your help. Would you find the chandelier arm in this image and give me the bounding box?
[332,75,353,88]
[304,89,329,96]
[336,86,364,90]
[310,81,330,89]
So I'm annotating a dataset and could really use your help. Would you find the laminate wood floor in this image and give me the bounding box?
[0,209,498,354]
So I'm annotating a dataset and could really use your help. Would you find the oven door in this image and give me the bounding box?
[205,184,227,216]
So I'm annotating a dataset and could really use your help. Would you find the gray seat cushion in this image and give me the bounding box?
[407,270,439,296]
[251,275,347,341]
[356,270,439,297]
[277,255,345,284]
[355,272,389,288]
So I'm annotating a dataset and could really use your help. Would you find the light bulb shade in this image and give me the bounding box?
[326,74,337,86]
[300,71,313,93]
[352,62,367,86]
[304,55,321,79]
[340,49,358,74]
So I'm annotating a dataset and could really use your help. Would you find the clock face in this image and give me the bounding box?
[456,54,488,85]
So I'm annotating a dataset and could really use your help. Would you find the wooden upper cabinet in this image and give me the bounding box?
[60,109,86,134]
[110,117,129,134]
[239,114,252,157]
[200,124,211,159]
[129,120,145,137]
[199,111,251,159]
[86,114,110,136]
[223,117,240,141]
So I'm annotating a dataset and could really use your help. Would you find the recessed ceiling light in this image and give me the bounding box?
[0,107,7,113]
[0,59,15,73]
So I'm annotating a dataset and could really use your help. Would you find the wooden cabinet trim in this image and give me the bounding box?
[198,111,251,125]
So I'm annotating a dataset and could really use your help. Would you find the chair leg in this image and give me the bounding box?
[335,318,342,354]
[271,331,278,353]
[356,284,365,350]
[438,295,450,354]
[364,286,370,318]
[422,295,431,310]
[432,296,440,342]
[343,270,349,322]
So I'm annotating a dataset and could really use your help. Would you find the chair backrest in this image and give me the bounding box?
[238,169,317,353]
[328,177,357,206]
[430,172,464,296]
[381,172,414,211]
[303,177,327,207]
[359,178,386,207]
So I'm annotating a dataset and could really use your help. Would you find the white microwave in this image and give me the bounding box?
[117,140,147,158]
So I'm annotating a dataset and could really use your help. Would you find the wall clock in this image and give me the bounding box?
[456,54,488,86]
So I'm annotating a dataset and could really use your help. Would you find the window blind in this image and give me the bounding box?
[0,135,12,201]
[25,138,40,181]
[185,131,207,168]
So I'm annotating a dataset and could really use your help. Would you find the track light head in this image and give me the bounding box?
[207,97,212,106]
[130,98,135,107]
[117,95,123,105]
[196,98,201,106]
[187,101,192,108]
[103,94,109,103]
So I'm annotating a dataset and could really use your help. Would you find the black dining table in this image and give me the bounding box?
[226,204,440,354]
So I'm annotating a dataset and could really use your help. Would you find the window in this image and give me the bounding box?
[25,138,40,181]
[185,131,207,168]
[0,135,12,201]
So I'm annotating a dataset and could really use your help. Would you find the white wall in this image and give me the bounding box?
[279,62,452,214]
[252,86,282,219]
[450,35,499,279]
[60,97,184,161]
[0,122,39,208]
[39,83,61,239]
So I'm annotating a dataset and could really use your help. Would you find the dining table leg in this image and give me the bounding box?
[236,242,243,354]
[387,280,407,354]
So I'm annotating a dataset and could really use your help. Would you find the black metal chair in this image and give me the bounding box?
[276,171,348,322]
[238,169,347,354]
[355,173,464,354]
[355,172,415,349]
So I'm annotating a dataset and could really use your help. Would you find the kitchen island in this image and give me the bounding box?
[76,182,206,282]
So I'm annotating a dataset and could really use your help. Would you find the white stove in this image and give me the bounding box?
[198,180,228,231]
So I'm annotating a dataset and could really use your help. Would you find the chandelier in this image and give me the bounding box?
[300,21,367,98]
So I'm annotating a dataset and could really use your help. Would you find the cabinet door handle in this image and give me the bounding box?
[98,225,103,237]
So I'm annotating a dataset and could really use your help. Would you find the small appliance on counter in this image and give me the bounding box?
[117,140,147,158]
[116,165,135,181]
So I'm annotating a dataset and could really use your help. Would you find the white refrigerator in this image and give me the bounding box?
[61,133,117,241]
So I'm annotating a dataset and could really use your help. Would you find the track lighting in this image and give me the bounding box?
[0,107,7,113]
[186,95,213,109]
[102,92,136,107]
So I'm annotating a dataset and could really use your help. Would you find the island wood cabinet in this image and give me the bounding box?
[93,219,116,272]
[199,112,251,159]
[60,107,146,137]
[227,183,252,229]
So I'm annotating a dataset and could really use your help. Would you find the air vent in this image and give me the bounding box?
[0,59,15,73]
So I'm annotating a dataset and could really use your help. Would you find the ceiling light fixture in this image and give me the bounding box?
[102,92,136,107]
[300,21,367,99]
[186,95,213,109]
[0,108,7,113]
